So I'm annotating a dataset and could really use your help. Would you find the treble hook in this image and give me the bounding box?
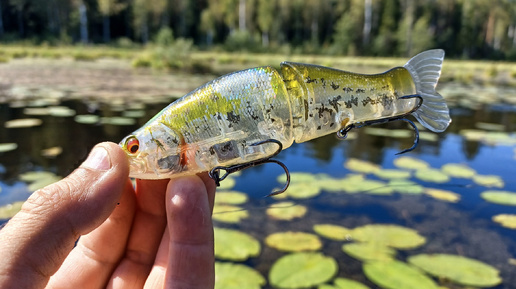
[209,139,290,197]
[337,94,423,154]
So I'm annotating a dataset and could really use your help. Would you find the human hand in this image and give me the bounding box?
[0,142,216,289]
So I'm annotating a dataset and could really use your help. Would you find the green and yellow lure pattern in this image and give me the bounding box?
[120,50,450,183]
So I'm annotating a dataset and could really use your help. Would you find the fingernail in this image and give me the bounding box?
[83,147,111,171]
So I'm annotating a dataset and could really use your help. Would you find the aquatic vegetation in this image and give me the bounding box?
[373,169,411,180]
[214,227,260,261]
[359,179,394,195]
[269,252,338,289]
[424,188,461,203]
[41,146,63,158]
[350,224,426,249]
[459,129,516,146]
[342,242,396,262]
[318,278,370,289]
[265,231,322,252]
[393,156,430,170]
[480,190,516,206]
[212,204,248,223]
[74,114,100,124]
[266,202,307,221]
[387,179,424,194]
[0,143,18,153]
[364,127,412,138]
[215,262,265,289]
[284,183,322,199]
[313,224,352,241]
[218,176,236,190]
[441,163,476,178]
[408,254,502,287]
[473,174,504,188]
[19,171,62,192]
[0,201,24,219]
[363,260,439,289]
[492,214,516,229]
[344,159,380,174]
[4,118,43,128]
[414,168,450,183]
[100,116,136,126]
[214,191,248,205]
[122,110,146,118]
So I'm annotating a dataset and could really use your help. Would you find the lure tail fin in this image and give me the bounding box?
[404,49,451,132]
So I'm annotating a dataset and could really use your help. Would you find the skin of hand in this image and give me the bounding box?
[0,142,216,289]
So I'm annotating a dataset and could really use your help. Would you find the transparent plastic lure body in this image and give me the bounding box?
[120,50,450,180]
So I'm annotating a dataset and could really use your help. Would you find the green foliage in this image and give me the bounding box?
[214,228,261,261]
[350,224,426,249]
[215,262,266,289]
[363,260,439,289]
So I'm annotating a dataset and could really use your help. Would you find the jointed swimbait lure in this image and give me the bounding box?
[120,49,450,194]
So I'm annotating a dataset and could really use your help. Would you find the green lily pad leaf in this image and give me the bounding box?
[277,172,319,184]
[49,106,76,117]
[459,129,486,142]
[475,122,505,131]
[408,254,502,287]
[393,156,429,170]
[41,146,63,158]
[493,214,516,229]
[441,163,476,178]
[319,174,366,193]
[351,224,426,249]
[419,132,438,142]
[424,188,460,203]
[374,169,411,180]
[359,179,394,195]
[5,118,42,128]
[342,242,396,262]
[215,262,266,289]
[344,158,380,174]
[0,143,18,153]
[266,202,307,221]
[318,278,371,289]
[214,191,248,205]
[74,114,100,124]
[122,110,146,118]
[285,183,321,199]
[28,175,62,191]
[313,224,352,241]
[481,190,516,206]
[23,107,50,116]
[269,252,338,289]
[212,204,248,223]
[414,169,450,183]
[364,260,439,289]
[214,227,260,261]
[473,175,504,188]
[101,116,136,126]
[0,201,24,219]
[388,179,424,194]
[265,231,322,252]
[365,127,412,138]
[218,176,236,190]
[19,171,62,191]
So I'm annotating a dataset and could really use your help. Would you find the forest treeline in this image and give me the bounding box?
[1,0,516,60]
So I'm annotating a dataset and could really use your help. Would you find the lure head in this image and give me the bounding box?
[119,123,184,179]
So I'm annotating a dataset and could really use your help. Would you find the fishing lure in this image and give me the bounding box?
[120,49,450,195]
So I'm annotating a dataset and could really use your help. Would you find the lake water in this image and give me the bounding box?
[0,75,515,288]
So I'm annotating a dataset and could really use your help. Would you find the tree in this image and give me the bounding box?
[97,0,126,43]
[257,0,274,46]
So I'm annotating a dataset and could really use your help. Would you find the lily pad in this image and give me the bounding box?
[265,231,322,252]
[269,252,338,289]
[359,179,394,195]
[214,191,248,205]
[323,278,371,289]
[351,224,426,249]
[393,156,429,170]
[408,254,502,287]
[212,204,248,223]
[344,158,380,174]
[74,114,100,124]
[342,242,396,262]
[493,214,516,229]
[215,262,266,289]
[266,202,307,221]
[424,188,461,203]
[0,201,24,219]
[19,171,62,191]
[277,172,319,184]
[285,183,321,199]
[480,190,516,206]
[0,143,18,153]
[214,227,260,261]
[374,169,411,180]
[365,127,412,138]
[101,116,136,126]
[364,260,439,289]
[414,169,450,183]
[388,179,424,194]
[41,146,63,158]
[441,163,476,178]
[218,176,236,190]
[473,175,504,188]
[313,224,352,241]
[5,118,42,128]
[122,110,146,118]
[49,106,76,117]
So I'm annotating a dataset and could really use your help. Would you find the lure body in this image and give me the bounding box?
[121,50,450,179]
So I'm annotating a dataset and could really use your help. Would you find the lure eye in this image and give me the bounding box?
[126,137,140,154]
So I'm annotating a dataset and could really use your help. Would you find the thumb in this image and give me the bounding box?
[0,142,129,288]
